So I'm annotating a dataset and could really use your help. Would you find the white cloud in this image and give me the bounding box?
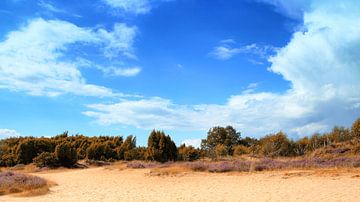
[84,1,360,138]
[0,18,139,97]
[102,66,142,77]
[0,129,20,138]
[97,23,138,59]
[102,0,151,15]
[210,42,277,60]
[256,0,312,19]
[38,0,65,13]
[181,138,202,148]
[102,0,173,15]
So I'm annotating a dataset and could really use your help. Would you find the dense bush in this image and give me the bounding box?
[55,143,77,167]
[16,138,55,164]
[177,144,200,161]
[146,130,177,162]
[258,132,293,157]
[33,152,58,168]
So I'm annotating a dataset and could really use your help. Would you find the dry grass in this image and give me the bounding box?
[148,166,191,177]
[0,171,50,196]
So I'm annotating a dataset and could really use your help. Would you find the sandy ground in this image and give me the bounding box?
[1,167,360,202]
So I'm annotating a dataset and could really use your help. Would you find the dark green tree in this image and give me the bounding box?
[201,126,241,158]
[146,130,177,162]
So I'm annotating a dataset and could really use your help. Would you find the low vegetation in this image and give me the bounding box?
[0,171,48,196]
[0,118,359,171]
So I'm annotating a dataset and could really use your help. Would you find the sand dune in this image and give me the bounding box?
[1,167,359,202]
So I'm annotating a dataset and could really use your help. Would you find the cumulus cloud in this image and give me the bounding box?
[0,129,20,138]
[0,18,139,97]
[84,1,360,138]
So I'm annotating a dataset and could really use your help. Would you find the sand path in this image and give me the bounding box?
[1,167,359,202]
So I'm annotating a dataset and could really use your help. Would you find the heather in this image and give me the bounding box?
[0,171,48,196]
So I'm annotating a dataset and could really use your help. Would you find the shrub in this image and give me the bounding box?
[33,152,59,168]
[233,145,250,156]
[294,137,311,156]
[215,144,228,158]
[55,143,77,167]
[351,118,360,140]
[0,154,17,167]
[124,147,146,161]
[178,144,200,161]
[16,139,54,164]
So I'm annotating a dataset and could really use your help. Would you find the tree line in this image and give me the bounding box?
[0,118,359,167]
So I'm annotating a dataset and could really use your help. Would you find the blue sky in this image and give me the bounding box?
[0,0,359,147]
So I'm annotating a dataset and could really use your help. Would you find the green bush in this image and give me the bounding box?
[33,152,59,168]
[55,143,77,167]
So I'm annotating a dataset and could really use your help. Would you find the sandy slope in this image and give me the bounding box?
[1,167,359,202]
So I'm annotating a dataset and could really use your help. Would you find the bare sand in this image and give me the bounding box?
[1,166,359,202]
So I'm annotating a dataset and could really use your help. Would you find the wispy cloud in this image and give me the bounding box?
[38,0,65,13]
[210,40,278,60]
[256,0,311,19]
[0,18,139,97]
[102,0,174,15]
[100,66,142,77]
[84,1,360,138]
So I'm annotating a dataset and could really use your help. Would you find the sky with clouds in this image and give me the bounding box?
[0,0,359,147]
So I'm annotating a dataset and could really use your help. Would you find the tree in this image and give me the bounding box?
[118,135,136,160]
[258,131,293,157]
[146,130,177,162]
[201,126,241,158]
[351,118,360,140]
